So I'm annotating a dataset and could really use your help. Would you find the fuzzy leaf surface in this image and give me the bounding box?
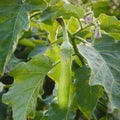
[42,103,75,120]
[75,67,102,118]
[99,13,120,40]
[0,0,30,75]
[2,54,53,120]
[78,35,120,109]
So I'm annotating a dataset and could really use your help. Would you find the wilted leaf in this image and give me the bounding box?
[78,35,120,109]
[2,54,53,120]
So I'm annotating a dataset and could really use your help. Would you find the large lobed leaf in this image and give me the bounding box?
[27,0,47,11]
[2,54,53,120]
[78,35,120,109]
[45,46,60,84]
[75,67,102,118]
[63,3,85,19]
[40,2,85,24]
[40,21,59,43]
[67,17,80,34]
[98,13,120,40]
[0,0,48,75]
[0,0,30,75]
[99,13,120,30]
[41,103,75,120]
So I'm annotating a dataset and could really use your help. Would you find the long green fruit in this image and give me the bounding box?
[57,18,72,109]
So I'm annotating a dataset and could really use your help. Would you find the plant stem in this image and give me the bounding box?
[74,23,92,35]
[74,36,89,44]
[69,34,85,66]
[30,11,41,18]
[78,19,83,30]
[93,113,97,120]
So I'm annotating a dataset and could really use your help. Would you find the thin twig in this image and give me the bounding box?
[74,35,89,44]
[93,113,97,120]
[78,19,83,30]
[74,23,92,35]
[30,11,41,18]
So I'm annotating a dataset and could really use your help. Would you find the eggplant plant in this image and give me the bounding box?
[0,0,120,120]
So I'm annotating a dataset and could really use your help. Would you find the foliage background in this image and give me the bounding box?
[0,0,120,120]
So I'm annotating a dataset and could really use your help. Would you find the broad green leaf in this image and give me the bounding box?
[99,14,120,40]
[45,0,64,6]
[0,83,4,92]
[67,17,80,34]
[105,32,120,41]
[40,3,85,24]
[42,103,75,120]
[63,3,85,19]
[0,90,8,120]
[45,46,60,62]
[40,21,59,43]
[48,63,60,84]
[45,46,60,84]
[0,1,30,75]
[2,54,53,120]
[91,1,110,17]
[29,44,47,58]
[78,35,120,109]
[56,3,85,20]
[40,6,58,24]
[75,67,102,118]
[50,0,63,5]
[6,55,21,73]
[27,0,47,11]
[30,111,43,120]
[99,14,120,30]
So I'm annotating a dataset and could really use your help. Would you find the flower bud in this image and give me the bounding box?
[85,14,93,23]
[95,28,101,39]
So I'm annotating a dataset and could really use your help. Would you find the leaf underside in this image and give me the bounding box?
[78,35,120,109]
